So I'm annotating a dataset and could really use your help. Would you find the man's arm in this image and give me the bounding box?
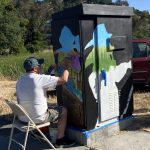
[57,70,69,85]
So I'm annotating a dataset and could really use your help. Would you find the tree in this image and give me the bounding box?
[63,0,82,8]
[115,0,129,6]
[49,0,113,12]
[133,9,150,38]
[0,0,11,5]
[86,0,112,4]
[0,2,27,55]
[13,0,54,52]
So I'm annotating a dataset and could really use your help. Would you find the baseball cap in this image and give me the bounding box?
[23,57,44,71]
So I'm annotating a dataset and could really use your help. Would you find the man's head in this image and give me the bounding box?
[23,57,44,73]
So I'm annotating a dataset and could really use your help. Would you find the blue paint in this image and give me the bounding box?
[85,24,112,49]
[67,116,134,139]
[57,66,82,101]
[65,79,82,101]
[101,69,107,86]
[56,26,80,53]
[56,66,64,76]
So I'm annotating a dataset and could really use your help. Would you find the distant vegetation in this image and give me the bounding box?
[0,0,150,80]
[0,0,149,56]
[0,51,54,80]
[133,9,150,39]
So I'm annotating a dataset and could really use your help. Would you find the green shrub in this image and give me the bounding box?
[26,41,45,53]
[0,3,27,55]
[0,51,54,80]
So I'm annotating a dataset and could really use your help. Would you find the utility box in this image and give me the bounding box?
[51,4,134,130]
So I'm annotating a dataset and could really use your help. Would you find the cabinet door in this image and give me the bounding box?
[97,17,133,121]
[81,16,133,123]
[80,19,98,129]
[51,19,84,128]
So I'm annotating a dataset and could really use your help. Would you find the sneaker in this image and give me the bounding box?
[55,136,76,148]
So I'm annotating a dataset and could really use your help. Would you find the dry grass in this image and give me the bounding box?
[0,81,16,115]
[131,90,150,132]
[0,80,57,116]
[0,80,150,132]
[133,91,150,113]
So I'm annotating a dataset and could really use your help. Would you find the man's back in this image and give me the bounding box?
[16,73,58,123]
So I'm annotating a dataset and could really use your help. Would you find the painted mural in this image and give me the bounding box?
[54,26,82,102]
[52,19,133,129]
[55,23,133,122]
[84,23,132,121]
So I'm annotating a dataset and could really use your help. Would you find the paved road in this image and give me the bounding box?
[0,116,150,150]
[0,116,88,150]
[94,131,150,150]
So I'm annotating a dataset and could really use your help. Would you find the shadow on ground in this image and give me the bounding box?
[125,114,150,132]
[133,84,150,93]
[0,114,13,127]
[0,114,87,150]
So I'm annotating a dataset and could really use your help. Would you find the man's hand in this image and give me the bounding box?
[57,70,69,85]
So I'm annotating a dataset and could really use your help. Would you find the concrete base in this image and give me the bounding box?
[66,116,133,147]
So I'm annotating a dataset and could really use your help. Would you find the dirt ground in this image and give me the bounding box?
[130,87,150,132]
[0,81,150,132]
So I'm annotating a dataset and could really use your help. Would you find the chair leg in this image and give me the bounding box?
[8,125,15,150]
[36,128,56,150]
[8,116,16,150]
[23,122,30,150]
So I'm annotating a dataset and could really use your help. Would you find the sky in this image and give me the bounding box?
[112,0,150,12]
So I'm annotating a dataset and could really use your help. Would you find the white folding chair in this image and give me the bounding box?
[5,100,56,150]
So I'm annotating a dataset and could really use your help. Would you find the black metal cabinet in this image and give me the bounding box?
[51,4,134,130]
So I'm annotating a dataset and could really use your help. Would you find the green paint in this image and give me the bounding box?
[85,46,116,72]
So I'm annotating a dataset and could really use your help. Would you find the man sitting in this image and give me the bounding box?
[16,57,75,148]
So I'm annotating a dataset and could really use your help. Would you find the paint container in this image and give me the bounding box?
[49,127,58,144]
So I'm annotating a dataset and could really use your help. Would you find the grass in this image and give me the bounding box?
[0,51,55,80]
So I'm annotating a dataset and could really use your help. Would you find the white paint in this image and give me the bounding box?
[88,72,98,99]
[88,61,132,121]
[89,61,131,99]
